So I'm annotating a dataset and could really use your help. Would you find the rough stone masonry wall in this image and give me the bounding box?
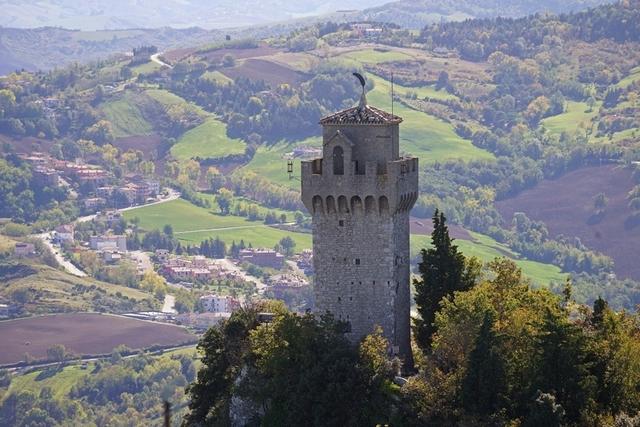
[310,195,414,368]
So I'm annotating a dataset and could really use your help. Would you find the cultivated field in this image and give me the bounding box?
[496,165,640,280]
[199,45,281,64]
[221,58,306,87]
[0,313,197,365]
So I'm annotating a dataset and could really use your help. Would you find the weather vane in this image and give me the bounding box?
[353,72,366,94]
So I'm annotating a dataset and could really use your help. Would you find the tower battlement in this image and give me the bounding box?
[300,86,418,369]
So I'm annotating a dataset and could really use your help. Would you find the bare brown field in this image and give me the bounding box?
[163,47,198,63]
[200,45,281,64]
[221,58,305,87]
[0,313,197,365]
[113,135,163,159]
[496,165,640,280]
[410,216,472,240]
[0,135,56,155]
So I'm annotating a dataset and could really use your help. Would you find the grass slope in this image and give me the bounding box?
[0,262,155,314]
[410,231,566,286]
[100,93,154,138]
[368,75,494,162]
[124,199,311,249]
[240,137,321,190]
[145,89,207,116]
[541,101,600,136]
[339,49,413,64]
[171,118,246,161]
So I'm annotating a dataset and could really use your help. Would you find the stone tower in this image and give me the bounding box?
[301,86,418,367]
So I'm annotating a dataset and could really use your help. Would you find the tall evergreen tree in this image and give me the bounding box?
[413,210,478,352]
[462,312,506,417]
[531,309,596,423]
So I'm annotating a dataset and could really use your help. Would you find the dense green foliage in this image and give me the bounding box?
[419,0,640,62]
[400,258,640,425]
[163,62,363,143]
[0,155,73,226]
[413,211,480,352]
[184,304,399,426]
[0,349,197,426]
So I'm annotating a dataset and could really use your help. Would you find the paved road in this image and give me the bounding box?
[130,250,153,274]
[36,188,180,277]
[37,232,88,277]
[151,52,173,69]
[162,294,176,314]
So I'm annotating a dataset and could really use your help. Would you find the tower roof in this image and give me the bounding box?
[320,95,402,126]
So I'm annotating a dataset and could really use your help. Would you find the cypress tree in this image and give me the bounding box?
[462,312,506,417]
[413,209,477,352]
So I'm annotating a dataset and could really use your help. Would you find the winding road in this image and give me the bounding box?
[150,52,173,69]
[38,189,180,278]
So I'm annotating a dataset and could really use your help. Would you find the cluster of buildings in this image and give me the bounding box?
[293,249,313,275]
[89,234,128,264]
[18,153,160,211]
[199,294,241,313]
[95,174,160,207]
[267,274,310,299]
[157,252,244,284]
[350,23,384,38]
[239,248,285,269]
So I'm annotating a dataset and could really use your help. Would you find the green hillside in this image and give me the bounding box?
[411,231,566,286]
[124,198,311,249]
[367,75,494,162]
[100,93,154,138]
[171,118,246,161]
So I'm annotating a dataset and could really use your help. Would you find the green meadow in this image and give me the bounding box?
[131,60,163,75]
[615,66,640,89]
[171,118,246,161]
[240,137,321,190]
[100,93,153,137]
[200,70,233,85]
[124,199,311,249]
[541,101,600,136]
[367,75,494,162]
[410,231,566,287]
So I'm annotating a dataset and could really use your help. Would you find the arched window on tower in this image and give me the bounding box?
[333,146,344,175]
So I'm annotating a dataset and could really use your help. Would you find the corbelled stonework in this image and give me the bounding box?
[301,95,418,368]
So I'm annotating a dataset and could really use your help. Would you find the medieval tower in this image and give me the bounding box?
[301,78,418,366]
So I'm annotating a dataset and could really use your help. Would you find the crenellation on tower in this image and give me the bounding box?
[301,81,418,369]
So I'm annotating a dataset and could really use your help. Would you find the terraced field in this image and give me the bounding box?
[339,48,414,64]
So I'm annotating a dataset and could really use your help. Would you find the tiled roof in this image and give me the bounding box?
[320,98,402,126]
